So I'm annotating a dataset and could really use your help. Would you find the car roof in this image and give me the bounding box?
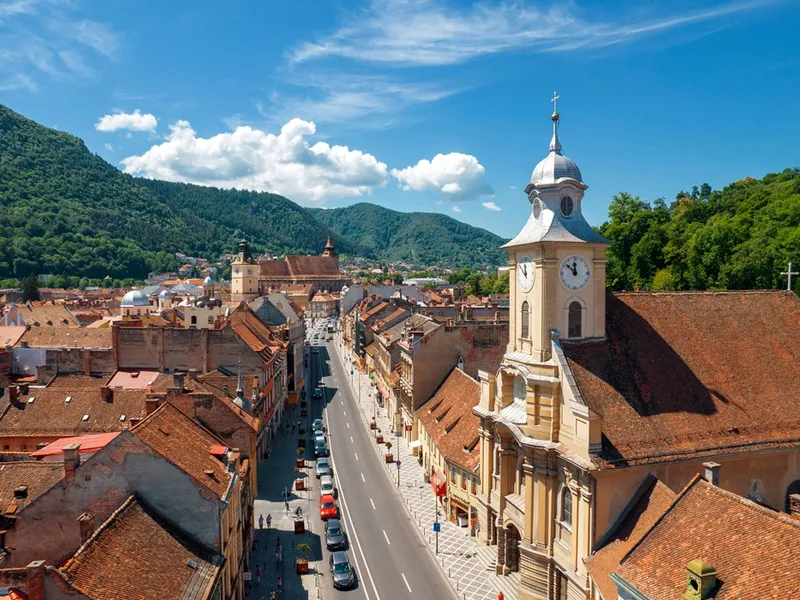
[317,457,329,464]
[327,518,340,527]
[331,551,348,563]
[320,475,333,483]
[321,494,336,502]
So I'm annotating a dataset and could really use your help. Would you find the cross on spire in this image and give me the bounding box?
[781,261,799,291]
[551,91,560,115]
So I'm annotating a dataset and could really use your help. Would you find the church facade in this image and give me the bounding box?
[474,101,800,600]
[231,236,351,303]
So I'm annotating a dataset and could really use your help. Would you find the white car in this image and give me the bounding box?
[320,475,335,496]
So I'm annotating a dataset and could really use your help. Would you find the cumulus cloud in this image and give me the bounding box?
[390,152,493,200]
[482,201,501,211]
[96,109,157,133]
[120,118,390,203]
[452,205,461,213]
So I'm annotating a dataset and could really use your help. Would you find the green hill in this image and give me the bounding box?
[310,203,507,268]
[0,103,507,280]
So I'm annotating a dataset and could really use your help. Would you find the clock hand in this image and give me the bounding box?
[521,264,527,277]
[570,262,578,276]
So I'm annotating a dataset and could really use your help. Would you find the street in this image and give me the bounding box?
[309,332,456,600]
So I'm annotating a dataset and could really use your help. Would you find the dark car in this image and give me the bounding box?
[313,388,322,399]
[312,418,325,432]
[325,518,347,550]
[329,551,355,589]
[314,439,329,458]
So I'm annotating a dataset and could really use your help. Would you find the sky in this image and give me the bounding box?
[2,0,799,239]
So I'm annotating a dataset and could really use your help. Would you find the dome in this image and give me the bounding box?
[121,289,150,307]
[203,276,214,286]
[159,289,173,299]
[530,151,582,187]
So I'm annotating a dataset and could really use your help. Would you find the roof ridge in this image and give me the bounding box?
[703,479,800,529]
[613,289,796,297]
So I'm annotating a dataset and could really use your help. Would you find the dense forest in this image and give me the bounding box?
[0,103,505,279]
[599,169,800,292]
[310,203,508,268]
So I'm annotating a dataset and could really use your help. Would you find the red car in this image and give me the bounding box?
[319,494,338,520]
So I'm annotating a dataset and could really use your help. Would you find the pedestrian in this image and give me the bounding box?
[270,590,277,600]
[265,514,271,529]
[275,548,282,568]
[256,565,261,587]
[259,514,264,529]
[277,576,282,592]
[253,538,259,551]
[275,535,280,549]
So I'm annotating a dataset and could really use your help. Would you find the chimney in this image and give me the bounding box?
[9,385,19,403]
[20,340,29,348]
[173,372,185,391]
[19,383,29,395]
[702,462,720,486]
[77,512,95,544]
[188,368,198,381]
[99,386,113,403]
[683,559,717,600]
[25,560,45,600]
[62,443,81,483]
[13,485,28,499]
[145,394,161,416]
[789,494,800,519]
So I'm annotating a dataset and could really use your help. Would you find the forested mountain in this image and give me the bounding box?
[600,170,800,292]
[0,104,503,279]
[310,203,507,267]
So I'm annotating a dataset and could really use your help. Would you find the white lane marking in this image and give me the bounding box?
[341,400,344,406]
[350,436,354,443]
[383,530,391,545]
[401,573,412,593]
[343,410,347,416]
[361,473,365,483]
[370,498,376,510]
[347,422,350,429]
[328,438,379,600]
[354,453,359,461]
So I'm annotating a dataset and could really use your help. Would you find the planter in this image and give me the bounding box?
[296,558,309,574]
[300,401,308,409]
[294,518,305,534]
[369,422,376,430]
[295,478,305,491]
[298,438,306,448]
[300,410,308,417]
[385,454,394,463]
[296,458,304,468]
[376,435,384,444]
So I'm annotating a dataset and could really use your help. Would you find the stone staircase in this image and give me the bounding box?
[494,571,520,600]
[475,544,497,571]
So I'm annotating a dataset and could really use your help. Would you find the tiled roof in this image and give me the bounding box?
[29,432,120,459]
[361,301,389,321]
[586,475,677,600]
[286,255,343,277]
[132,403,233,498]
[227,305,282,364]
[373,308,408,332]
[17,327,112,349]
[64,495,221,600]
[11,302,80,327]
[417,369,481,471]
[563,291,800,468]
[106,369,161,389]
[46,375,108,388]
[0,327,26,348]
[364,344,376,358]
[0,462,63,514]
[616,476,800,600]
[0,388,147,437]
[258,259,290,277]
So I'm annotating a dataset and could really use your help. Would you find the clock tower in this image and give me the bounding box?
[504,97,610,363]
[231,238,259,303]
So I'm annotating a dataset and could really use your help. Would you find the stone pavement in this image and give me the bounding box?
[246,402,323,600]
[331,335,502,600]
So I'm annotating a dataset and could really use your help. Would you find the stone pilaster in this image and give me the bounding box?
[495,526,506,574]
[518,541,550,600]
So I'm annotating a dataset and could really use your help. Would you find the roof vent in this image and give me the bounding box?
[187,559,199,570]
[13,485,28,499]
[65,396,72,404]
[27,397,35,404]
[683,559,717,600]
[82,414,89,422]
[119,414,126,422]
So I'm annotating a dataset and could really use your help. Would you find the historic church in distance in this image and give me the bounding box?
[473,96,800,600]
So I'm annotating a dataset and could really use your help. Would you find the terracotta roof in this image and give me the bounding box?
[616,476,800,600]
[258,259,291,277]
[417,369,481,471]
[586,475,677,600]
[64,495,221,600]
[0,327,26,348]
[132,403,232,498]
[10,302,79,327]
[361,301,389,321]
[0,462,63,514]
[282,283,314,297]
[373,308,408,332]
[286,255,342,277]
[46,375,108,388]
[17,327,112,349]
[106,369,161,389]
[0,388,147,437]
[227,304,282,363]
[563,291,800,468]
[29,432,120,459]
[364,344,376,358]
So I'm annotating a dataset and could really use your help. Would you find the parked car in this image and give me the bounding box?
[319,494,338,520]
[325,518,347,550]
[313,347,319,354]
[313,388,322,399]
[314,439,329,458]
[315,457,331,478]
[329,552,355,589]
[320,475,335,497]
[312,418,325,432]
[314,431,326,445]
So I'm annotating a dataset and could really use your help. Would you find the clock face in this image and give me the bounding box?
[234,268,240,274]
[517,255,534,292]
[247,269,253,275]
[559,255,591,291]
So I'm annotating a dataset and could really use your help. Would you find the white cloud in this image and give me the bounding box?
[391,152,493,200]
[71,20,118,58]
[290,0,781,66]
[0,72,37,91]
[95,110,157,133]
[104,143,113,151]
[483,201,501,211]
[120,118,390,203]
[452,205,461,213]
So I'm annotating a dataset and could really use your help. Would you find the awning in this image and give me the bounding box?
[408,440,423,449]
[431,473,447,497]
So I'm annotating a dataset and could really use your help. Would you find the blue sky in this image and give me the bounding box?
[3,0,799,239]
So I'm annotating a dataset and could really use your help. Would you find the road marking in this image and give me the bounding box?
[347,422,350,429]
[354,453,359,461]
[343,410,347,416]
[361,473,365,483]
[350,436,354,443]
[370,498,376,510]
[382,530,391,545]
[341,400,344,406]
[401,573,412,593]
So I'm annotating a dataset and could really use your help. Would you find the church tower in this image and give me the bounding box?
[503,95,611,363]
[231,238,259,303]
[322,235,338,261]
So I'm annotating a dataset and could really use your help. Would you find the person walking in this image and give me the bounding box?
[275,548,282,569]
[270,590,277,600]
[265,514,271,529]
[259,514,264,530]
[277,576,282,593]
[256,565,261,587]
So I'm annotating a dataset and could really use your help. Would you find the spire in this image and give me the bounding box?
[549,91,562,154]
[325,235,335,250]
[322,234,337,258]
[236,359,244,398]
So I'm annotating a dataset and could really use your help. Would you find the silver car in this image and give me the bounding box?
[329,551,355,589]
[315,457,331,478]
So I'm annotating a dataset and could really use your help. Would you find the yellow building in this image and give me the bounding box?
[474,101,800,600]
[231,238,259,303]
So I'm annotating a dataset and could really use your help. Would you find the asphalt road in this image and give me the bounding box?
[305,326,455,600]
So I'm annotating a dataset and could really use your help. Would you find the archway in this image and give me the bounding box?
[504,523,522,573]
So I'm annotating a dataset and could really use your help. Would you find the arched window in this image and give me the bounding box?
[520,301,530,339]
[561,487,573,527]
[190,315,197,326]
[568,301,582,338]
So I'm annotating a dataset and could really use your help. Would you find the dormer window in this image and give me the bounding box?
[559,195,574,217]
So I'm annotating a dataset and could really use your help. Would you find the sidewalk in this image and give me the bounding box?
[331,335,499,600]
[246,403,322,600]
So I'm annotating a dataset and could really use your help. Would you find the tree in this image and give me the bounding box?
[21,275,40,302]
